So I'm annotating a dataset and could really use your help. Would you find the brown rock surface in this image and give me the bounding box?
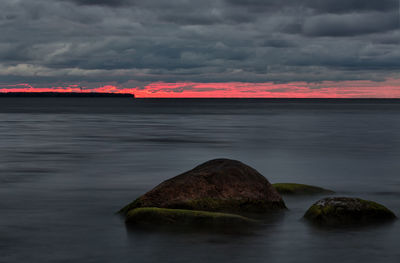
[120,159,286,215]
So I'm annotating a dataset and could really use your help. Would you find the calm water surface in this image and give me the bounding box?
[1,98,399,263]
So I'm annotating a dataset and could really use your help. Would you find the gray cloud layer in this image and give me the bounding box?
[0,0,399,86]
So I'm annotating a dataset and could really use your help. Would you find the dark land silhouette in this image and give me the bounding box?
[0,92,134,98]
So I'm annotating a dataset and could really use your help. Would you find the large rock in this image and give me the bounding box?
[273,183,334,195]
[120,159,286,215]
[304,197,396,226]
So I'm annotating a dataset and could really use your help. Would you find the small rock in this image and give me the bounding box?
[304,197,396,226]
[273,183,334,195]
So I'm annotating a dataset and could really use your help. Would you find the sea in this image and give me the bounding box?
[0,98,399,263]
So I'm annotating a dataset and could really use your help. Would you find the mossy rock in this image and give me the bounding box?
[120,197,285,216]
[125,207,257,228]
[272,183,334,195]
[304,197,397,227]
[120,159,286,215]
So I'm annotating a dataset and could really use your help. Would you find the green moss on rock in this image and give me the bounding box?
[120,197,286,216]
[125,207,257,227]
[304,197,397,226]
[119,197,142,215]
[272,183,334,195]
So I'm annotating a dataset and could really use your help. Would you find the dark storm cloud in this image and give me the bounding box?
[159,13,222,25]
[306,0,398,14]
[225,0,298,13]
[226,0,398,14]
[63,0,132,7]
[0,0,399,86]
[302,12,399,36]
[261,39,297,48]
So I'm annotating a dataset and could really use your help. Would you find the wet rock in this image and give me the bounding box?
[272,183,334,195]
[304,197,396,226]
[120,159,286,216]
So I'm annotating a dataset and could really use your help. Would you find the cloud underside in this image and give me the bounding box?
[0,0,399,89]
[2,79,400,98]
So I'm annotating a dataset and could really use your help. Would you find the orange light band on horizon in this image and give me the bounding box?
[1,80,400,98]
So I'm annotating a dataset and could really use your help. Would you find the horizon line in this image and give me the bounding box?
[1,91,400,100]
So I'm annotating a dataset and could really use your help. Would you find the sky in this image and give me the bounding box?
[0,0,399,97]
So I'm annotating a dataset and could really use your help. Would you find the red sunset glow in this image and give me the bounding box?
[1,80,400,98]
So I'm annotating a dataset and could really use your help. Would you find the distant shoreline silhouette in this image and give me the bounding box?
[0,92,135,98]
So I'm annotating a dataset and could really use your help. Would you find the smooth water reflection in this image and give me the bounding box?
[0,99,399,262]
